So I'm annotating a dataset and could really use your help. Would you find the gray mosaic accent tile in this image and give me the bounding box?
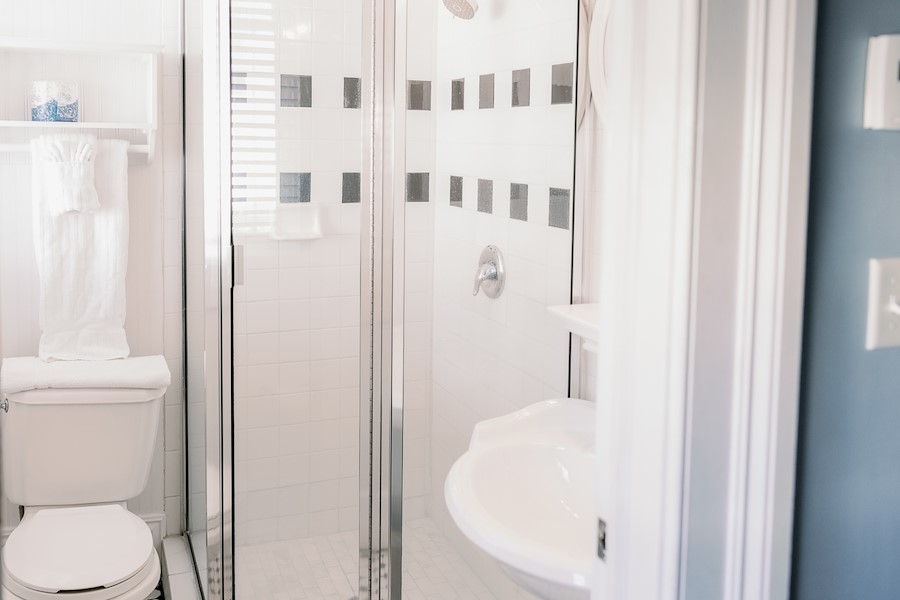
[408,80,432,111]
[450,176,463,207]
[510,183,528,221]
[479,74,495,109]
[280,172,311,203]
[511,68,531,107]
[451,79,465,110]
[281,74,312,108]
[344,77,361,109]
[551,63,575,105]
[342,172,361,203]
[406,173,430,203]
[477,179,493,214]
[549,188,571,229]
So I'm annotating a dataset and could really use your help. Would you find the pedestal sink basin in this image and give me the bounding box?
[445,399,595,600]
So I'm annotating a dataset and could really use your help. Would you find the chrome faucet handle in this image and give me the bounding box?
[472,245,506,299]
[473,262,498,296]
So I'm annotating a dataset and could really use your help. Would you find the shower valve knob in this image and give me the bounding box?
[472,245,505,299]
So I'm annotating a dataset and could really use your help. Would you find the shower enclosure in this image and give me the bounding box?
[188,0,584,597]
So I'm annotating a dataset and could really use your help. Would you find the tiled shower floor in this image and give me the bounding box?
[234,518,497,600]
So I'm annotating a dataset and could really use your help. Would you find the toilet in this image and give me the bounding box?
[0,355,170,600]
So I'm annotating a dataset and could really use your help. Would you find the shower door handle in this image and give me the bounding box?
[233,244,244,287]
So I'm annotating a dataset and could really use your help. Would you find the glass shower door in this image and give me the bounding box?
[227,1,371,598]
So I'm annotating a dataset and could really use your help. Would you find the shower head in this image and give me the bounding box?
[443,0,478,19]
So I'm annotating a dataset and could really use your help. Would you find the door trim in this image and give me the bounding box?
[591,0,817,598]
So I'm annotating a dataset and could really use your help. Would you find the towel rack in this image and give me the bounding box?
[0,140,154,163]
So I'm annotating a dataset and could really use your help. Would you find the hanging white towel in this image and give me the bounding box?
[30,135,100,216]
[31,137,130,361]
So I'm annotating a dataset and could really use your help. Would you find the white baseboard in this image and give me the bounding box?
[142,512,167,548]
[1,511,166,548]
[0,525,12,546]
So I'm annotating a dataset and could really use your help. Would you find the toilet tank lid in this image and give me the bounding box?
[0,355,171,396]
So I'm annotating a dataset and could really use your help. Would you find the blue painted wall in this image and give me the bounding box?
[792,0,900,598]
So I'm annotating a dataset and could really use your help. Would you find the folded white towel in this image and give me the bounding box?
[31,138,131,361]
[0,355,170,395]
[31,135,100,216]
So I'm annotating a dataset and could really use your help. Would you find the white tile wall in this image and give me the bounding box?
[0,0,185,545]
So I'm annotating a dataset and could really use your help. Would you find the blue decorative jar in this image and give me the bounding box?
[30,81,79,122]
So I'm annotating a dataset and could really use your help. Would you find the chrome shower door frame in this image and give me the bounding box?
[202,0,231,597]
[364,0,408,597]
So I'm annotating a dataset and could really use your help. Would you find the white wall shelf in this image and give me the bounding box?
[547,303,601,349]
[0,38,162,55]
[0,39,159,164]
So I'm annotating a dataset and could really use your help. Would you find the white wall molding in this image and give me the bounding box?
[727,0,817,598]
[595,0,816,597]
[592,0,700,596]
[677,0,817,597]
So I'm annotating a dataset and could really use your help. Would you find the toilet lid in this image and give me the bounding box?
[3,504,154,593]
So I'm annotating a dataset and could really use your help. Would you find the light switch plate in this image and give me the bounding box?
[864,35,900,130]
[866,258,900,350]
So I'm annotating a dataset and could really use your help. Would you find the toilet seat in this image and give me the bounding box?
[1,551,159,600]
[2,504,157,599]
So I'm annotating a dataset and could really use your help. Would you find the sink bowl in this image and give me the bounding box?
[445,399,595,600]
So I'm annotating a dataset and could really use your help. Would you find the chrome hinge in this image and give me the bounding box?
[597,518,607,561]
[0,398,8,413]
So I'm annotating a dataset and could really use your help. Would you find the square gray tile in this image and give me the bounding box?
[479,73,495,109]
[510,183,528,221]
[344,77,361,109]
[549,188,571,229]
[451,79,465,110]
[342,172,361,203]
[281,74,312,108]
[450,176,463,207]
[477,179,493,214]
[407,80,432,110]
[512,68,531,107]
[551,63,575,105]
[280,172,311,203]
[406,173,430,203]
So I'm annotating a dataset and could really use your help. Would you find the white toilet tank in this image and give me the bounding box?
[0,356,170,507]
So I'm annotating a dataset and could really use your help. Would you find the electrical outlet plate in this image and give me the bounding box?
[866,258,900,350]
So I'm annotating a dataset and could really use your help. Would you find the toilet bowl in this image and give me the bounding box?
[0,356,170,600]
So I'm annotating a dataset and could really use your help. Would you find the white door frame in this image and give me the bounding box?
[592,0,817,598]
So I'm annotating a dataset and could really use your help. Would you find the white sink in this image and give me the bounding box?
[445,399,595,600]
